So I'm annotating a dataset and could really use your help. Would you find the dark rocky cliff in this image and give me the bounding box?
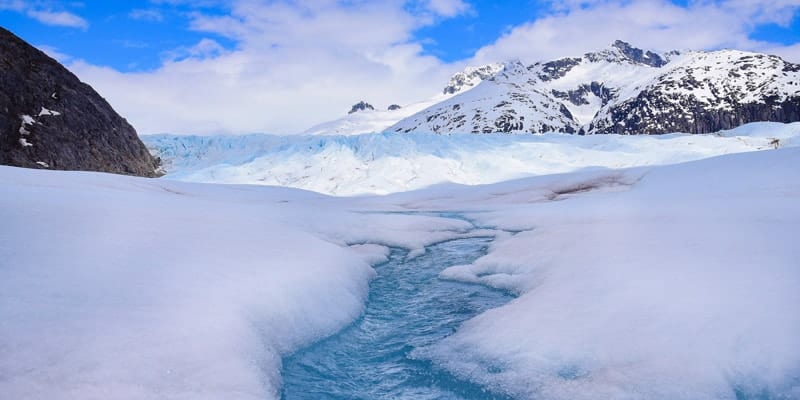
[0,27,160,176]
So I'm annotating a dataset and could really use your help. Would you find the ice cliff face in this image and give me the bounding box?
[0,27,161,176]
[388,41,800,135]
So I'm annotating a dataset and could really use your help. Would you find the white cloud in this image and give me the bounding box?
[27,9,89,29]
[1,2,90,29]
[424,0,471,17]
[470,0,800,65]
[70,0,464,135]
[161,38,226,61]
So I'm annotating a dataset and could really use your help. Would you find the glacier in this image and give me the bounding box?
[145,121,800,195]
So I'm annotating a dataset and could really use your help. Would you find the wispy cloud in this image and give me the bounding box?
[0,0,26,12]
[113,39,150,49]
[424,0,471,18]
[27,9,89,29]
[35,44,72,62]
[160,38,225,61]
[1,1,89,29]
[129,8,164,22]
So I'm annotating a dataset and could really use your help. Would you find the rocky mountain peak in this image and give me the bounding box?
[584,40,670,67]
[0,27,161,176]
[611,40,669,67]
[442,63,504,95]
[348,101,375,114]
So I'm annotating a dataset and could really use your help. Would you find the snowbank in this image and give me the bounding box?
[411,148,800,399]
[144,122,800,195]
[0,168,481,400]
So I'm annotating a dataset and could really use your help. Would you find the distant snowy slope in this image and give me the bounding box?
[303,63,504,136]
[145,122,800,195]
[303,97,447,136]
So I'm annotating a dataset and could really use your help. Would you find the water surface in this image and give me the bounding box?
[280,236,515,400]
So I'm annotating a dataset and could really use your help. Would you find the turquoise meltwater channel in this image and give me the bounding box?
[279,233,516,400]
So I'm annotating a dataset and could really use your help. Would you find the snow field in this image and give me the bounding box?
[414,148,800,399]
[0,168,484,400]
[2,123,799,399]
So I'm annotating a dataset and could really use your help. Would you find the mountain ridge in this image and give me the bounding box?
[388,41,800,135]
[307,41,799,136]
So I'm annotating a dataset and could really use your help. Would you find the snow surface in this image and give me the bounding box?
[145,122,800,195]
[19,114,35,136]
[38,107,61,117]
[415,148,800,400]
[0,168,487,400]
[2,124,799,399]
[20,114,35,125]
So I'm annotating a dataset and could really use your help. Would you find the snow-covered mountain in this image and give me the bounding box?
[386,41,800,135]
[390,60,583,134]
[303,64,505,136]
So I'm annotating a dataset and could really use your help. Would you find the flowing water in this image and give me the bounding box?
[280,235,515,400]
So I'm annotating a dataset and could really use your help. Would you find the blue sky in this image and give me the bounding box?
[0,0,552,70]
[1,0,799,134]
[1,1,235,71]
[5,1,797,72]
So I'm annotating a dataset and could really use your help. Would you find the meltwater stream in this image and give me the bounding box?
[280,236,515,400]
